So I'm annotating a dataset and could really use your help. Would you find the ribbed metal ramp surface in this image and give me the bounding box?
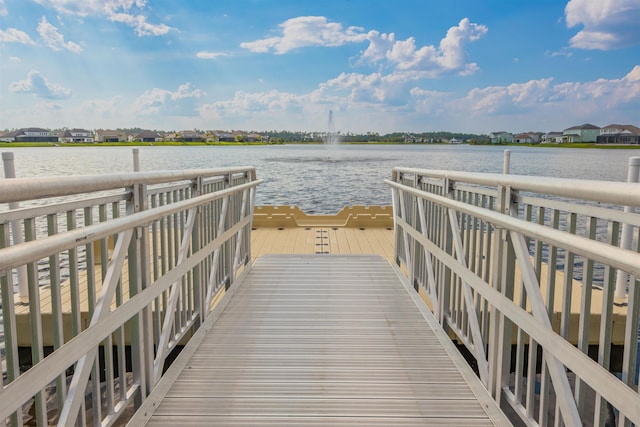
[142,254,508,426]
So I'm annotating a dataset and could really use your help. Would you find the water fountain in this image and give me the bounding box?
[324,110,341,146]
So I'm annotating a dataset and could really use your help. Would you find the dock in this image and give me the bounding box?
[2,166,640,426]
[133,254,509,426]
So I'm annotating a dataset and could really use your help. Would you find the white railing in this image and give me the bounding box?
[387,165,640,427]
[0,167,261,426]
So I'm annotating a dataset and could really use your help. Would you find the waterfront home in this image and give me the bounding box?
[3,127,60,142]
[179,130,205,142]
[513,132,540,143]
[132,130,162,143]
[0,130,19,142]
[95,129,128,142]
[214,131,235,142]
[489,131,513,143]
[58,128,94,143]
[542,131,563,143]
[597,124,640,144]
[562,123,600,143]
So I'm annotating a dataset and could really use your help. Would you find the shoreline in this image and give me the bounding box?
[2,141,640,149]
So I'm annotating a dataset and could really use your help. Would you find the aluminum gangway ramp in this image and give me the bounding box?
[134,254,509,426]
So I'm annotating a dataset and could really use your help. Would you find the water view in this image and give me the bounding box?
[2,144,637,213]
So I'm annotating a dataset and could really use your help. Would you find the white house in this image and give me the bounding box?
[513,133,536,143]
[489,131,513,144]
[95,130,128,142]
[562,124,600,143]
[542,132,563,143]
[59,129,94,143]
[13,128,59,142]
[597,124,640,144]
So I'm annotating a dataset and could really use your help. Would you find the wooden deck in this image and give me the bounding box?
[133,254,509,426]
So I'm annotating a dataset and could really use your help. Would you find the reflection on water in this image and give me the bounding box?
[0,144,635,213]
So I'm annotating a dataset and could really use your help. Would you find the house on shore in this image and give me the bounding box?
[513,132,540,143]
[132,130,162,143]
[95,130,128,142]
[2,128,59,143]
[596,124,640,144]
[164,131,204,142]
[489,131,513,144]
[542,132,563,143]
[562,124,600,143]
[59,129,94,143]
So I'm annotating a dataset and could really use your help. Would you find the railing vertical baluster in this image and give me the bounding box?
[24,217,47,426]
[0,223,22,426]
[47,213,67,418]
[594,221,619,426]
[539,209,561,425]
[192,178,203,327]
[619,273,639,426]
[487,183,508,401]
[440,178,452,331]
[575,216,597,414]
[66,211,82,337]
[560,213,577,340]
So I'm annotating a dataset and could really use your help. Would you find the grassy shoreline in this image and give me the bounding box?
[2,141,640,149]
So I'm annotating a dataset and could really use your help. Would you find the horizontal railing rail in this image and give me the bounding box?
[0,168,261,426]
[387,166,640,427]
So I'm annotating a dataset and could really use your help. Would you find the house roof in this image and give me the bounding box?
[601,124,640,135]
[564,123,600,131]
[96,130,126,136]
[135,130,161,138]
[20,127,51,133]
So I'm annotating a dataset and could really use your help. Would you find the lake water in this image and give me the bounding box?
[1,144,638,213]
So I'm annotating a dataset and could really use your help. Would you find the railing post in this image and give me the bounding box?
[224,173,233,290]
[615,157,640,301]
[128,177,154,403]
[487,182,511,401]
[503,149,511,174]
[2,152,28,299]
[133,148,140,172]
[191,176,203,328]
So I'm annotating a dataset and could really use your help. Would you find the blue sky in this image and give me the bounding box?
[1,0,639,134]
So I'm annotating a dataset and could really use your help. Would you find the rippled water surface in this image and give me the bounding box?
[2,144,637,213]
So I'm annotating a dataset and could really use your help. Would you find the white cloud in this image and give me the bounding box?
[196,51,229,59]
[10,56,21,62]
[240,16,368,54]
[33,0,173,37]
[37,16,82,52]
[365,18,488,77]
[108,12,172,36]
[242,16,487,78]
[459,78,555,114]
[0,0,6,16]
[131,83,207,115]
[0,28,36,44]
[565,0,640,49]
[9,70,73,99]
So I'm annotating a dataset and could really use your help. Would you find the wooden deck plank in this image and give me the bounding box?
[143,254,508,426]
